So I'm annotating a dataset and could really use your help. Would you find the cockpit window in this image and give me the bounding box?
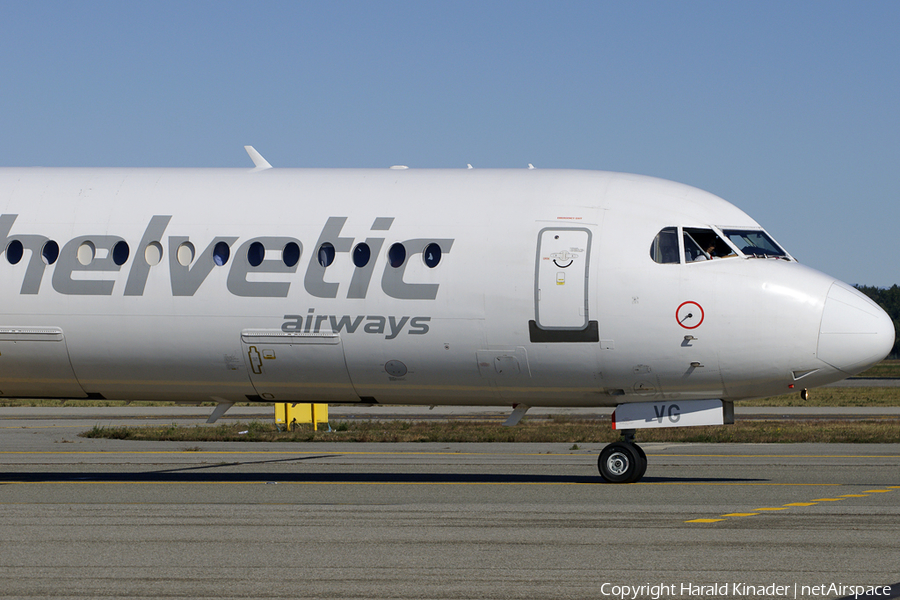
[682,230,707,262]
[649,227,679,264]
[722,229,788,258]
[683,228,734,262]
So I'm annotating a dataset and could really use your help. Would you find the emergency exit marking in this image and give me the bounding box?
[676,301,704,329]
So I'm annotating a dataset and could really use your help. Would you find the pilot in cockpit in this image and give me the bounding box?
[686,229,736,261]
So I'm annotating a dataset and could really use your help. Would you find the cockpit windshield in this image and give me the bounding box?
[683,228,735,261]
[650,226,791,264]
[722,229,788,259]
[649,227,679,264]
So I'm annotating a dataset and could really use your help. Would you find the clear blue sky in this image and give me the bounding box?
[1,1,897,286]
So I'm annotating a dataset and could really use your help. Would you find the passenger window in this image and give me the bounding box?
[683,228,734,262]
[248,241,265,267]
[283,242,300,268]
[77,241,95,266]
[42,240,59,265]
[112,241,130,266]
[145,242,163,266]
[649,228,679,264]
[722,229,788,258]
[353,243,371,268]
[423,243,441,268]
[213,241,231,266]
[388,243,406,268]
[6,240,24,264]
[176,242,195,267]
[317,242,335,267]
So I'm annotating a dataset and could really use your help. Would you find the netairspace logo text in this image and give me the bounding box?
[599,582,892,599]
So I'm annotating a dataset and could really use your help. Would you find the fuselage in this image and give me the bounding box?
[0,167,892,407]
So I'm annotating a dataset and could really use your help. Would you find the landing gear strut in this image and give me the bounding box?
[598,429,647,483]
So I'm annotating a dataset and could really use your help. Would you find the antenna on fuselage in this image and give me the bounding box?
[244,146,273,170]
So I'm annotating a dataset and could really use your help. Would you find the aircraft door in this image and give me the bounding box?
[0,327,88,398]
[531,227,598,342]
[240,330,359,402]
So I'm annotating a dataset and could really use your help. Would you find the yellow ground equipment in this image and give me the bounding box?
[275,403,329,431]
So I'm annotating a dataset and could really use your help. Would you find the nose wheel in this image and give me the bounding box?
[598,432,647,483]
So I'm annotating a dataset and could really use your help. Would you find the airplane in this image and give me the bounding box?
[0,147,893,483]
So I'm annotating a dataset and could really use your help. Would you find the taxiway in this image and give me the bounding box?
[0,407,897,599]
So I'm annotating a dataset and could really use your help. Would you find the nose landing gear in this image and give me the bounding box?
[598,429,647,483]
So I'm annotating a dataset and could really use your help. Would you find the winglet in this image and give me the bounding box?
[244,146,273,170]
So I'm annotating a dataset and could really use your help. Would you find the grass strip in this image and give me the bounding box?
[4,386,900,409]
[81,418,900,445]
[856,359,900,378]
[738,387,900,407]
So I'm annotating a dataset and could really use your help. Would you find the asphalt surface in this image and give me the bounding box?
[0,406,898,599]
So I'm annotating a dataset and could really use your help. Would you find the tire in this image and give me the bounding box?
[598,441,646,483]
[633,443,648,481]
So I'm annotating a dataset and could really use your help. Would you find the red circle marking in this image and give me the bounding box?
[676,301,704,329]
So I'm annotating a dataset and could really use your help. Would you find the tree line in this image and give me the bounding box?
[855,285,900,358]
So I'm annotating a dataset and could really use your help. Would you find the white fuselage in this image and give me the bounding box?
[0,167,892,408]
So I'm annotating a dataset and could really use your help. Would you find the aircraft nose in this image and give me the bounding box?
[817,282,895,375]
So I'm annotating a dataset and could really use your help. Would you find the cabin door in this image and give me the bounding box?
[534,227,592,330]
